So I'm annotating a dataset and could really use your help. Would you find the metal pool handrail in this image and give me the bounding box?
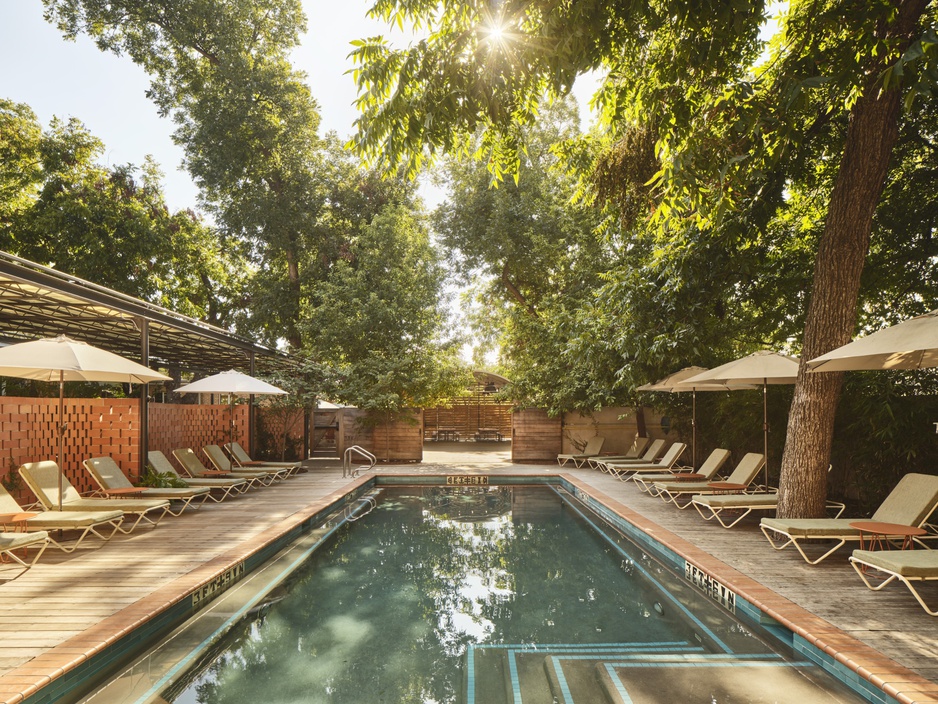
[343,445,376,478]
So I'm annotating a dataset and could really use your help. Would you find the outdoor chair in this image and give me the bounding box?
[605,443,687,480]
[850,549,938,616]
[172,448,266,489]
[592,439,666,471]
[18,461,170,533]
[583,437,650,469]
[224,442,302,476]
[631,448,732,495]
[692,464,843,528]
[84,456,211,515]
[204,445,288,483]
[557,436,605,468]
[760,473,938,564]
[653,453,766,509]
[0,482,123,552]
[0,530,49,575]
[148,451,248,502]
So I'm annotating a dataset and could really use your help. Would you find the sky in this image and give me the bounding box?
[0,2,600,213]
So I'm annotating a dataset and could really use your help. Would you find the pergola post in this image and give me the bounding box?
[138,317,149,481]
[249,352,256,455]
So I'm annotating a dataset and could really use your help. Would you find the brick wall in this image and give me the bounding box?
[342,409,423,462]
[148,401,249,470]
[510,408,562,463]
[0,397,140,501]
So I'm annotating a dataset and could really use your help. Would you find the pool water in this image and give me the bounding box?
[154,486,865,704]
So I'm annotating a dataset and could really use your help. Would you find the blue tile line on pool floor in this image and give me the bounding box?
[601,659,817,704]
[128,499,375,704]
[466,642,699,704]
[549,485,733,654]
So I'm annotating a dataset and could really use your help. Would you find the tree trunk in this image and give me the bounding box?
[777,0,927,517]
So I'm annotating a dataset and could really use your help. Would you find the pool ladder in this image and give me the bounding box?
[343,445,376,478]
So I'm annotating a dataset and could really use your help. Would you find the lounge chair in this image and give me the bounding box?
[0,483,123,552]
[148,451,248,502]
[172,448,266,489]
[204,445,288,483]
[19,461,170,533]
[84,456,211,516]
[557,436,605,468]
[583,437,650,469]
[0,530,49,573]
[225,442,302,476]
[760,473,938,564]
[850,550,938,616]
[653,453,766,509]
[605,443,687,480]
[592,439,666,471]
[692,465,844,528]
[632,448,732,494]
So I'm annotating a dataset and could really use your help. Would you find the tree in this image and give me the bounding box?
[0,99,245,325]
[44,0,326,349]
[303,204,470,448]
[350,0,938,516]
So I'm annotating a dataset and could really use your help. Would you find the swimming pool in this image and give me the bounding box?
[81,484,869,704]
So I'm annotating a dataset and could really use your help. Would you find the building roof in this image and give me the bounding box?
[0,251,293,374]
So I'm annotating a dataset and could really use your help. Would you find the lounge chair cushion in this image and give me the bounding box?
[851,549,938,578]
[1,531,48,552]
[760,518,860,538]
[62,498,170,512]
[694,494,779,509]
[871,473,938,526]
[18,509,124,527]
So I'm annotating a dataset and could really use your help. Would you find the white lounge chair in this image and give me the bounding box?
[557,436,605,468]
[632,448,732,494]
[204,445,289,482]
[173,448,268,488]
[148,451,249,502]
[653,453,766,509]
[760,473,938,564]
[850,550,938,616]
[0,530,49,574]
[19,461,170,533]
[605,443,687,480]
[84,456,211,516]
[225,441,301,476]
[0,483,123,552]
[590,438,664,471]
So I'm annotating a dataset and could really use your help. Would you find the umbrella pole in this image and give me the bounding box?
[692,390,697,468]
[58,372,65,512]
[762,380,769,489]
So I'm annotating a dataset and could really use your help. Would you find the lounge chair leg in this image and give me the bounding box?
[850,558,938,616]
[1,539,48,571]
[760,525,847,564]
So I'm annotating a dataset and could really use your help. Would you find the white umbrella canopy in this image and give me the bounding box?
[0,335,171,384]
[683,351,800,486]
[0,335,171,509]
[637,366,755,467]
[807,309,938,371]
[176,370,288,448]
[175,370,287,396]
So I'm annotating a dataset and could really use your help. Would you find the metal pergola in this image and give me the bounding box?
[0,250,296,459]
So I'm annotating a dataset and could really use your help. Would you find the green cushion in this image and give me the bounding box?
[852,550,938,578]
[695,494,778,509]
[870,473,938,526]
[760,518,860,538]
[1,530,48,551]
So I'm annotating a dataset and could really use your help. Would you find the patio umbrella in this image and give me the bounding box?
[807,309,938,371]
[0,335,171,509]
[175,370,287,446]
[637,367,755,467]
[683,351,800,486]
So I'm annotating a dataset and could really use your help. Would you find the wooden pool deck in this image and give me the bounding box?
[0,457,936,703]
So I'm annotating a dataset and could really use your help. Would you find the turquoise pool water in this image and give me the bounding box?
[143,486,866,703]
